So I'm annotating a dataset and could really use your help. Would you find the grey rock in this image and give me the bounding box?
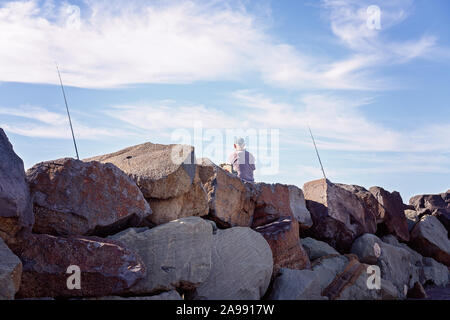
[192,227,273,300]
[422,257,449,287]
[382,235,449,288]
[351,233,413,298]
[410,215,450,267]
[301,237,339,261]
[336,267,381,300]
[0,128,34,239]
[0,238,22,300]
[268,268,325,300]
[311,254,349,291]
[109,217,213,295]
[288,185,313,229]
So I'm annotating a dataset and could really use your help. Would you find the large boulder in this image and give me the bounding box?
[191,227,273,300]
[7,233,145,298]
[369,187,410,242]
[86,143,209,226]
[409,215,450,267]
[252,183,312,229]
[351,233,413,298]
[301,237,339,261]
[410,191,450,232]
[302,179,376,252]
[0,238,22,300]
[198,160,256,228]
[268,268,324,300]
[0,128,34,239]
[108,217,213,295]
[254,217,310,276]
[27,158,152,236]
[85,142,196,199]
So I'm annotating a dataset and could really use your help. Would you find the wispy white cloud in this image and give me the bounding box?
[0,0,440,90]
[0,105,134,139]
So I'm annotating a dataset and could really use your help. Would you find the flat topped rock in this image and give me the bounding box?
[303,179,374,252]
[85,142,196,199]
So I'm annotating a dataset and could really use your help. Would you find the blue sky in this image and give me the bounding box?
[0,0,449,202]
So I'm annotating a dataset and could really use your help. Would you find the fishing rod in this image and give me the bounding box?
[56,63,80,160]
[308,125,327,181]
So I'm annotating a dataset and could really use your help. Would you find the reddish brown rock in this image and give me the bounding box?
[26,158,152,236]
[410,215,450,267]
[254,217,310,276]
[369,187,410,242]
[252,183,312,230]
[7,233,145,298]
[337,184,380,228]
[198,159,256,228]
[303,179,375,252]
[0,128,34,240]
[85,142,196,199]
[409,191,450,233]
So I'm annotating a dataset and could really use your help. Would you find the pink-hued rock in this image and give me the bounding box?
[252,183,312,230]
[255,217,310,276]
[27,158,152,236]
[0,128,34,240]
[303,179,376,252]
[7,233,145,298]
[369,187,410,242]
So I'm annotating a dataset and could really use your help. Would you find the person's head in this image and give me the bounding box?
[234,137,245,151]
